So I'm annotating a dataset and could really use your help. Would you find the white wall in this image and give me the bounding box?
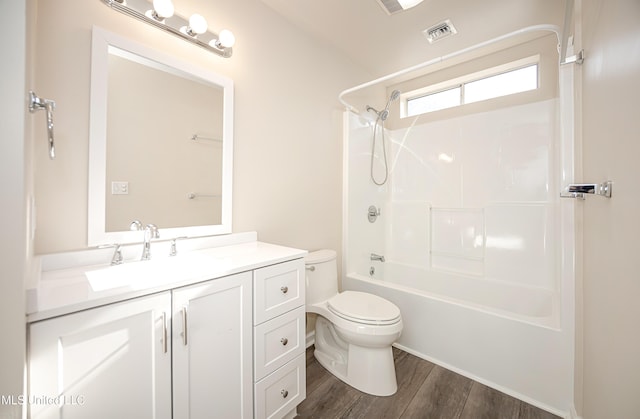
[578,0,640,416]
[31,0,367,256]
[0,1,27,417]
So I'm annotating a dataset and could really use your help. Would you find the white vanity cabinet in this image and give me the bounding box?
[253,259,307,419]
[29,272,253,419]
[28,240,308,419]
[172,271,253,419]
[28,292,173,419]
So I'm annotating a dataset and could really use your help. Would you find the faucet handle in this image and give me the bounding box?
[145,224,160,239]
[111,244,123,265]
[98,243,123,265]
[169,236,188,257]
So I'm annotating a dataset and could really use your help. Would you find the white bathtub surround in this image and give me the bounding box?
[344,92,576,415]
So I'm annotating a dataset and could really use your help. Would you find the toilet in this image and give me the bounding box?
[305,249,403,396]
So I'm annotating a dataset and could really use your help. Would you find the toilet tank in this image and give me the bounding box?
[305,249,338,305]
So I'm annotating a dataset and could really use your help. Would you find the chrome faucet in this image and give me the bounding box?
[370,253,385,262]
[141,224,159,261]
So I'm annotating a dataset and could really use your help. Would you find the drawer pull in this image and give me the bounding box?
[280,286,289,294]
[281,389,289,399]
[280,337,288,346]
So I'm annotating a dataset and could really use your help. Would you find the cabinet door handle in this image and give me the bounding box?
[280,286,289,294]
[162,311,168,354]
[181,306,188,346]
[281,389,288,399]
[280,337,288,346]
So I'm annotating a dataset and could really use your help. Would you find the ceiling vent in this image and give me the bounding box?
[376,0,424,16]
[423,19,457,43]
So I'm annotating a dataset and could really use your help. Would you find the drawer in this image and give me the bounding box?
[254,259,305,324]
[254,353,306,419]
[254,306,305,381]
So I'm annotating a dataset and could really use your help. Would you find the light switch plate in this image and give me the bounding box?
[111,181,129,195]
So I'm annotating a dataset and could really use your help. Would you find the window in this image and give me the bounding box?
[405,58,539,117]
[407,86,461,115]
[464,64,538,104]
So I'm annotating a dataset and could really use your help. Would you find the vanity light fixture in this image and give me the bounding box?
[101,0,235,57]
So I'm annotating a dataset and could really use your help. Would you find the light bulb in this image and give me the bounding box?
[217,29,235,48]
[188,14,208,35]
[152,0,174,18]
[398,0,423,9]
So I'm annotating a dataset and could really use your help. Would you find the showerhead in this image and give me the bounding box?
[384,89,401,111]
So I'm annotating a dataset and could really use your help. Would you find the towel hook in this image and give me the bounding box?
[29,91,56,160]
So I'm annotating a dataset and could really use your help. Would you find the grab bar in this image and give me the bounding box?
[560,181,612,200]
[29,91,56,160]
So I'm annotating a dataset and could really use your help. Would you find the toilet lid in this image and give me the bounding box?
[328,291,401,325]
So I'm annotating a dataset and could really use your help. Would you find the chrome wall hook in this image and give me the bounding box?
[560,181,612,200]
[29,91,56,160]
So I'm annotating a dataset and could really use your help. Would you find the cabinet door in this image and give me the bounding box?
[172,272,253,419]
[29,292,172,419]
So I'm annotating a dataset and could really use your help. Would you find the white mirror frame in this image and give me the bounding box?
[88,26,233,246]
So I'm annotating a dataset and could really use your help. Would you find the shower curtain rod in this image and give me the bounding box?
[338,23,567,113]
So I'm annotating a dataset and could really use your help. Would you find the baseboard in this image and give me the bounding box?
[306,330,315,348]
[568,405,583,419]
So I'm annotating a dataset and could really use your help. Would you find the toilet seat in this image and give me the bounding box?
[328,291,401,326]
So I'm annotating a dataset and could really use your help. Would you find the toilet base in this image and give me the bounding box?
[314,316,398,396]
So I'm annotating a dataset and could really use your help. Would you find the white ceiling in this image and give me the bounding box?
[259,0,566,78]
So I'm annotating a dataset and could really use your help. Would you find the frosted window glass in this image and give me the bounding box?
[464,65,538,104]
[407,87,461,116]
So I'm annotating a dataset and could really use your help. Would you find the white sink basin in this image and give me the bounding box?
[84,252,231,292]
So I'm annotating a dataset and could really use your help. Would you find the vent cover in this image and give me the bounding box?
[423,19,457,43]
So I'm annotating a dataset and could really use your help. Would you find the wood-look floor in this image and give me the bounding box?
[297,346,560,419]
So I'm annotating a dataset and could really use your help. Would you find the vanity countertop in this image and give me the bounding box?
[27,240,307,323]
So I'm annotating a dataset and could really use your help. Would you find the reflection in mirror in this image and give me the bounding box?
[106,51,224,230]
[89,27,233,246]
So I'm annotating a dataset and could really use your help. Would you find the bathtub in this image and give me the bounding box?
[364,262,559,329]
[343,263,571,416]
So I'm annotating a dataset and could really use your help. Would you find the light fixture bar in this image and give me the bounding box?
[101,0,233,58]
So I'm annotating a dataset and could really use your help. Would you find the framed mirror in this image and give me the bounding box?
[88,27,233,246]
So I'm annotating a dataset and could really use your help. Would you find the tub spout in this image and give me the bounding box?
[371,253,385,262]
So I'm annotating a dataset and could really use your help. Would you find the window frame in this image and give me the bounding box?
[402,55,540,118]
